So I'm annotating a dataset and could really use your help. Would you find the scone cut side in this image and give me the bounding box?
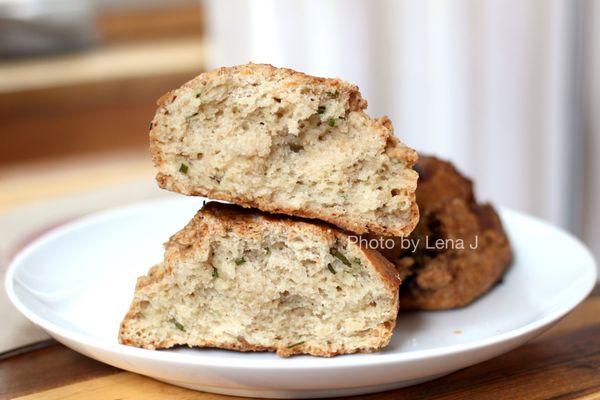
[149,63,418,237]
[119,202,401,357]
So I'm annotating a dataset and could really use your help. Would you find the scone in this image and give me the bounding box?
[149,63,418,237]
[379,156,512,310]
[119,202,401,357]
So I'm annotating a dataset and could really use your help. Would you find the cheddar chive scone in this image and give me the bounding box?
[119,202,401,357]
[149,64,418,236]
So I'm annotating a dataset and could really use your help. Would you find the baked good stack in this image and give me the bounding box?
[119,64,420,356]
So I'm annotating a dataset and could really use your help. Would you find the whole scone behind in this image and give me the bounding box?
[379,156,513,310]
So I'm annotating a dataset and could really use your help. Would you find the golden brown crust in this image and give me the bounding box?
[361,245,403,292]
[118,335,389,358]
[381,155,513,310]
[148,63,419,237]
[412,155,474,210]
[119,202,400,356]
[155,63,368,110]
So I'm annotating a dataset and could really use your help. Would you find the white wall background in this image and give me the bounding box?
[582,0,600,269]
[204,0,599,264]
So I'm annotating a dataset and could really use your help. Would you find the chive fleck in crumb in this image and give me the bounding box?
[327,264,336,274]
[353,258,362,265]
[327,118,336,127]
[317,106,326,114]
[234,257,246,266]
[170,319,185,331]
[287,341,305,349]
[212,266,219,278]
[179,163,189,174]
[330,248,351,267]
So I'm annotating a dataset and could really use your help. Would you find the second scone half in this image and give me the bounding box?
[119,202,401,357]
[150,63,418,237]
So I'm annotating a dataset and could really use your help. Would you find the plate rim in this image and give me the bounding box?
[4,198,597,370]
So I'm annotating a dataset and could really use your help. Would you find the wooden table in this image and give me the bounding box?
[0,155,599,399]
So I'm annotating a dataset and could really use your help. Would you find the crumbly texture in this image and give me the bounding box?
[119,202,401,357]
[378,156,513,310]
[149,63,418,236]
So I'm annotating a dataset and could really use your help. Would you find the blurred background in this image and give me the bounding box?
[0,0,598,263]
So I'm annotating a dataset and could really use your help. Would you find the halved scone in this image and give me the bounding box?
[149,63,418,236]
[119,202,401,357]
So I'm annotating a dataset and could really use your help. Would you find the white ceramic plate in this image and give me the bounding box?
[5,197,597,398]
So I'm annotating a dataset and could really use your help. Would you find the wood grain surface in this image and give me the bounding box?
[1,286,598,400]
